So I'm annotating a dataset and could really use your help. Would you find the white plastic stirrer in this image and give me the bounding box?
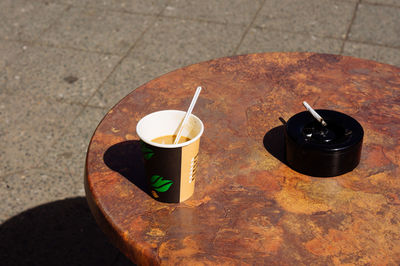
[174,86,202,144]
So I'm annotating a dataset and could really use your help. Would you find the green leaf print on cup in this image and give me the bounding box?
[151,175,173,193]
[140,141,154,160]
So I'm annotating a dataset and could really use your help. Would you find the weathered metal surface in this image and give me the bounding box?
[85,53,400,265]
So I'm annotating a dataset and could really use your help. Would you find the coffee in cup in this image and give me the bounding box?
[136,110,204,203]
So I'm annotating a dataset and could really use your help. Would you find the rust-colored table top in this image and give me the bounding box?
[85,53,400,265]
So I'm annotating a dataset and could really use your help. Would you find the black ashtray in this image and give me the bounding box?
[285,109,364,177]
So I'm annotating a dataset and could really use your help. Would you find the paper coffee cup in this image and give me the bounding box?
[136,110,204,203]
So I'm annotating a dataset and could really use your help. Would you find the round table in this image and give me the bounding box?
[85,53,400,265]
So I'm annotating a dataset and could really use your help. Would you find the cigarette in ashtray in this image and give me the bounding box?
[303,101,327,126]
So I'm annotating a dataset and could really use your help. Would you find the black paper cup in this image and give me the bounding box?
[136,110,204,203]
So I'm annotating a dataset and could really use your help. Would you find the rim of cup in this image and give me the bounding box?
[136,110,204,148]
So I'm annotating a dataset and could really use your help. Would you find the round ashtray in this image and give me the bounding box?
[284,109,364,177]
